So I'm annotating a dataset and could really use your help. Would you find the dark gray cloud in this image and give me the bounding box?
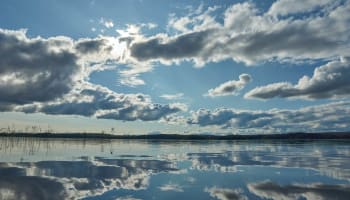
[97,103,185,121]
[0,29,79,104]
[0,29,120,106]
[130,30,212,61]
[245,57,350,100]
[248,181,350,200]
[75,38,112,54]
[207,74,251,97]
[188,101,350,132]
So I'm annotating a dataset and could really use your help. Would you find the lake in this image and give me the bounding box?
[0,137,349,200]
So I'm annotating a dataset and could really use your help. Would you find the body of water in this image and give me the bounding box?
[0,137,349,200]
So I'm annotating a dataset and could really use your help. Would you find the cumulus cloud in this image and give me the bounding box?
[0,29,121,105]
[207,74,251,97]
[248,181,350,200]
[0,29,79,104]
[245,57,350,100]
[187,101,350,132]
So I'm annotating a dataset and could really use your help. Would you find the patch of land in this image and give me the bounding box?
[0,132,350,140]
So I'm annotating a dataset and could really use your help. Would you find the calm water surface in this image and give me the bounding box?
[0,137,349,200]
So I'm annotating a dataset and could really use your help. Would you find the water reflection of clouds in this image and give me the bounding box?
[0,175,67,200]
[248,181,350,200]
[0,138,350,199]
[115,196,142,200]
[188,152,273,172]
[158,183,184,192]
[205,187,247,200]
[0,157,179,199]
[186,142,350,181]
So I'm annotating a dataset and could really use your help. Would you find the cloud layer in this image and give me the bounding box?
[245,57,350,100]
[188,101,350,133]
[126,0,350,67]
[15,83,186,122]
[0,29,184,122]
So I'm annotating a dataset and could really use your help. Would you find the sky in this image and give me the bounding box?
[0,0,350,135]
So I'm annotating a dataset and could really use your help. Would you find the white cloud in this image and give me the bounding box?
[245,57,350,100]
[268,0,337,16]
[206,74,251,97]
[100,18,114,28]
[160,93,184,100]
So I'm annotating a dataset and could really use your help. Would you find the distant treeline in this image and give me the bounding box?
[1,132,350,140]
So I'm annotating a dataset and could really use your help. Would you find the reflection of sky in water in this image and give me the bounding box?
[0,138,349,199]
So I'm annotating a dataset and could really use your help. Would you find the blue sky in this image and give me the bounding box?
[0,0,350,134]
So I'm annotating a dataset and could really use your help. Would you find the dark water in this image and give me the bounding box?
[0,137,350,200]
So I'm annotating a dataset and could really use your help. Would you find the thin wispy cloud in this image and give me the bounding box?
[160,93,184,100]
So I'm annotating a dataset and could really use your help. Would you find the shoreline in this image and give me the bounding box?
[1,132,350,140]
